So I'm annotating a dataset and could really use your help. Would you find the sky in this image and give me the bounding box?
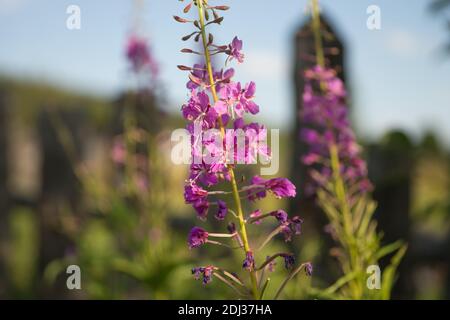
[0,0,449,145]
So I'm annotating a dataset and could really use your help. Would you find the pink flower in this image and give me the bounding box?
[187,64,235,91]
[301,66,373,195]
[192,266,215,284]
[193,199,209,220]
[188,227,209,249]
[182,90,218,130]
[126,35,159,76]
[111,137,126,165]
[217,81,259,117]
[227,37,244,63]
[248,176,296,200]
[242,251,255,270]
[184,184,208,204]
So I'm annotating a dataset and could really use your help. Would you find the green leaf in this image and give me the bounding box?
[380,244,408,300]
[323,271,358,296]
[375,240,404,261]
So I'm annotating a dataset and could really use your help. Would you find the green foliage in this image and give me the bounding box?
[5,207,39,297]
[313,188,407,299]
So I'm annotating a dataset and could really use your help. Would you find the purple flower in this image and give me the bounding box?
[280,216,304,242]
[188,227,209,249]
[127,35,150,71]
[187,65,234,91]
[126,35,159,76]
[302,153,321,165]
[242,251,255,271]
[305,262,313,276]
[182,90,218,130]
[217,81,259,118]
[192,266,215,284]
[193,199,209,220]
[270,210,288,224]
[248,176,296,200]
[236,82,259,115]
[281,254,295,270]
[227,222,236,234]
[300,128,320,145]
[264,177,296,198]
[291,216,304,235]
[187,64,209,90]
[281,224,294,242]
[215,200,228,220]
[189,163,219,186]
[227,36,244,63]
[233,121,269,164]
[301,66,372,195]
[184,184,208,204]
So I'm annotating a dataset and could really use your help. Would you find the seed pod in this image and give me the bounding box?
[182,32,197,41]
[212,17,224,25]
[188,73,202,85]
[183,3,192,13]
[177,65,192,71]
[208,33,214,46]
[213,6,230,11]
[173,15,189,23]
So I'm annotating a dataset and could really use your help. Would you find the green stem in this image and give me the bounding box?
[124,91,138,196]
[311,0,325,68]
[196,1,259,300]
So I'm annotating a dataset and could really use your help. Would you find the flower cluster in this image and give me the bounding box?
[301,66,372,196]
[110,29,162,195]
[176,1,311,299]
[126,34,159,77]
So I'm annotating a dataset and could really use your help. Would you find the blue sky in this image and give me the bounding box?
[1,0,449,145]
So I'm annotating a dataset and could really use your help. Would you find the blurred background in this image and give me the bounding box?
[0,0,448,299]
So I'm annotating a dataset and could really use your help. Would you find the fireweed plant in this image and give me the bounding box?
[175,1,312,299]
[46,8,181,298]
[116,28,161,195]
[301,0,407,300]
